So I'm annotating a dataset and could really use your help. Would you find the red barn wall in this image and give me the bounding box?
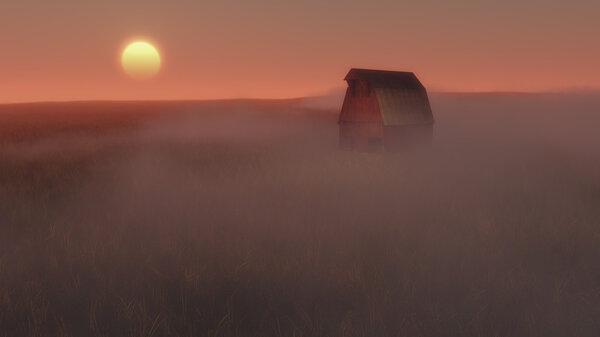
[338,80,382,123]
[339,80,385,151]
[339,123,384,152]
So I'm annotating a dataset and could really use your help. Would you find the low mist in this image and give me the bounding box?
[1,93,599,336]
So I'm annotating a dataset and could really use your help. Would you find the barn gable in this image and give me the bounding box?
[343,68,434,126]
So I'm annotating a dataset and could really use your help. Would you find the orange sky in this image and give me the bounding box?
[1,0,599,102]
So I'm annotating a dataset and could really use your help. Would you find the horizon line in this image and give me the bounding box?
[1,90,599,106]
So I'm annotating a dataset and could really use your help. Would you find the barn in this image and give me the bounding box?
[338,68,434,152]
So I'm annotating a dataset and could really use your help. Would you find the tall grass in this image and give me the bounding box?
[1,95,599,336]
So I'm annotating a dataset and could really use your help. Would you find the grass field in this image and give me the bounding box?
[1,94,600,336]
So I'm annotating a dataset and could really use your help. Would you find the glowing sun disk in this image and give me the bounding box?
[121,41,161,80]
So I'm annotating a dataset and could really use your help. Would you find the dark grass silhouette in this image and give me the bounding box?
[1,93,600,336]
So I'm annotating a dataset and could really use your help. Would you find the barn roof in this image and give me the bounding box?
[344,68,434,126]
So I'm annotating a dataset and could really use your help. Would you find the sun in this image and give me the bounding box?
[121,41,161,80]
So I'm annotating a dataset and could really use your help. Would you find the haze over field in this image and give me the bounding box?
[1,93,599,336]
[2,0,599,335]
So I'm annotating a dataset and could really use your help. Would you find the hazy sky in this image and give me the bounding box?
[1,0,599,102]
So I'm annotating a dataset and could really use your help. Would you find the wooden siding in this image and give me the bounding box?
[375,87,433,126]
[338,80,382,124]
[339,122,384,152]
